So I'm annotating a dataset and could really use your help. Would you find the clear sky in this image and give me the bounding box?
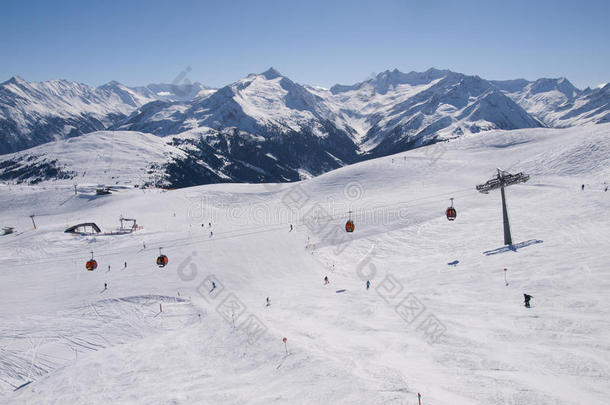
[1,0,608,89]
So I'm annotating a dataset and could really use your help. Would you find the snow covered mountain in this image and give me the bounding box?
[491,77,610,127]
[0,77,213,155]
[0,76,154,154]
[313,68,543,157]
[121,68,545,154]
[1,68,609,186]
[0,131,186,186]
[119,68,343,138]
[116,68,361,185]
[0,126,355,188]
[112,68,545,184]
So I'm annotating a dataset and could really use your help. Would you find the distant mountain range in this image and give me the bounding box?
[0,76,210,154]
[1,68,608,186]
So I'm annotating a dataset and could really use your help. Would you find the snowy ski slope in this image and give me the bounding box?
[0,124,609,404]
[0,131,186,186]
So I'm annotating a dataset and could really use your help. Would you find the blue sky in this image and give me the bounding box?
[1,0,608,89]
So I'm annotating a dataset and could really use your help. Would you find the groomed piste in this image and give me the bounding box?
[1,124,609,404]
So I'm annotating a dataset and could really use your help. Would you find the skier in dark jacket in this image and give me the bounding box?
[524,293,533,308]
[366,280,371,290]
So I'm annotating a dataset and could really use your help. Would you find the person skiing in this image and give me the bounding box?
[104,283,107,290]
[124,261,127,269]
[581,184,585,191]
[210,281,216,293]
[366,280,370,290]
[289,224,293,232]
[266,297,271,306]
[605,186,608,192]
[210,231,213,237]
[324,276,329,285]
[524,293,533,308]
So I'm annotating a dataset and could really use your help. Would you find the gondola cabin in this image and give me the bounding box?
[86,259,98,271]
[345,220,355,233]
[446,198,457,221]
[156,254,168,268]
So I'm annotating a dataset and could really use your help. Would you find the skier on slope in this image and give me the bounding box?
[581,184,585,191]
[524,293,533,308]
[290,224,293,232]
[210,281,217,293]
[266,297,271,306]
[324,276,329,285]
[366,280,370,290]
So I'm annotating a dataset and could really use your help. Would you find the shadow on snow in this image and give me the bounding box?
[483,239,543,256]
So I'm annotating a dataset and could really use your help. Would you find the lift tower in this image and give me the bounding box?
[476,168,529,245]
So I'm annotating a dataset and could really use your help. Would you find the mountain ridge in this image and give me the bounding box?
[1,68,608,186]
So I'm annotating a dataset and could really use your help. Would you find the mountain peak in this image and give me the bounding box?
[425,67,446,74]
[97,80,124,90]
[529,77,577,96]
[261,67,282,80]
[377,68,403,78]
[3,75,27,86]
